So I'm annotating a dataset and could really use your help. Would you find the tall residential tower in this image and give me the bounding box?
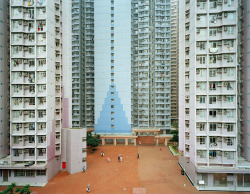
[179,0,250,191]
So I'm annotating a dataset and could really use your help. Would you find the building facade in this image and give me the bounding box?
[0,0,10,159]
[0,0,72,184]
[170,0,179,123]
[179,0,250,191]
[94,0,131,133]
[131,0,172,134]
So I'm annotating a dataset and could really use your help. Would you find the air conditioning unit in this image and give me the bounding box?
[196,42,200,47]
[196,56,200,60]
[196,110,199,114]
[224,151,228,157]
[42,149,46,153]
[217,42,222,46]
[42,8,46,12]
[18,150,22,154]
[196,83,200,87]
[196,96,200,101]
[218,0,223,4]
[224,82,228,87]
[24,136,28,141]
[217,55,222,60]
[42,34,46,38]
[217,151,222,156]
[197,150,201,155]
[185,96,189,99]
[197,2,200,6]
[197,16,200,20]
[23,72,28,77]
[23,111,29,115]
[18,8,22,12]
[23,59,28,64]
[24,149,28,153]
[224,124,228,128]
[18,21,22,25]
[196,69,200,74]
[217,110,222,114]
[224,13,228,17]
[217,69,222,74]
[224,110,228,114]
[224,68,227,73]
[217,96,222,101]
[197,29,200,33]
[185,59,189,63]
[224,55,228,59]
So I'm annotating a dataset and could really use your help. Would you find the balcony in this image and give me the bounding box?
[37,136,46,147]
[37,149,46,160]
[37,123,46,135]
[11,0,23,6]
[23,85,35,96]
[37,110,46,122]
[36,34,46,45]
[23,98,35,109]
[37,85,46,96]
[36,7,46,19]
[222,12,236,25]
[37,72,46,84]
[36,21,47,32]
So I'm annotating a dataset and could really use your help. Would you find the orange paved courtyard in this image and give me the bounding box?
[1,146,243,194]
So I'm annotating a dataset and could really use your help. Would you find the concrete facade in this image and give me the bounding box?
[61,128,87,174]
[0,0,72,185]
[131,0,172,134]
[0,0,10,159]
[94,0,131,134]
[179,0,250,191]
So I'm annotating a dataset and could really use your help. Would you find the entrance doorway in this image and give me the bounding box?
[3,170,8,182]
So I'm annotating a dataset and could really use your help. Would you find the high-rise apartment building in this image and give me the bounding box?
[94,0,131,133]
[170,0,178,122]
[131,0,172,134]
[71,0,94,129]
[0,0,71,184]
[179,0,250,191]
[0,0,10,159]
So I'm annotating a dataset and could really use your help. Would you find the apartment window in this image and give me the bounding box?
[210,137,217,144]
[227,82,234,90]
[111,66,114,70]
[29,98,35,105]
[26,170,35,177]
[209,83,217,90]
[200,29,206,37]
[227,0,234,7]
[199,137,206,145]
[14,170,25,177]
[199,69,206,77]
[227,68,234,76]
[209,151,217,158]
[111,73,114,77]
[13,149,19,157]
[226,138,233,146]
[227,110,234,118]
[210,42,217,48]
[198,110,206,117]
[199,15,206,24]
[209,110,216,117]
[209,55,216,63]
[227,40,234,47]
[209,28,217,37]
[227,124,234,132]
[111,125,114,128]
[199,2,206,10]
[199,96,205,103]
[29,136,35,143]
[209,69,216,77]
[29,149,35,156]
[13,136,19,144]
[200,151,206,158]
[200,56,206,64]
[200,42,206,50]
[200,123,205,131]
[209,123,216,131]
[111,105,114,108]
[28,47,34,54]
[111,79,114,83]
[111,118,114,122]
[111,86,114,89]
[38,149,43,156]
[209,96,216,104]
[227,12,234,21]
[227,26,234,35]
[111,92,114,96]
[37,170,46,176]
[111,112,114,115]
[210,1,217,9]
[227,96,233,103]
[38,136,45,143]
[227,152,234,159]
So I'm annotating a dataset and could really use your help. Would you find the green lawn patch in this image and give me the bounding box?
[169,145,178,154]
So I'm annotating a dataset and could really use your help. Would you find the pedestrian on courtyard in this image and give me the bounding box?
[86,184,90,192]
[118,155,120,162]
[120,156,123,162]
[101,151,104,157]
[82,166,85,173]
[107,157,110,162]
[137,153,140,159]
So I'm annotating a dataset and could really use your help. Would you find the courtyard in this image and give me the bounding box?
[1,146,241,194]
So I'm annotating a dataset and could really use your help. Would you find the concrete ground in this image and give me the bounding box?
[0,146,246,193]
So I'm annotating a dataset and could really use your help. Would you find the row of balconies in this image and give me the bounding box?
[11,20,47,33]
[12,122,46,134]
[12,148,47,161]
[196,1,237,13]
[195,81,236,95]
[11,0,47,7]
[196,151,235,164]
[11,58,46,71]
[11,97,46,109]
[196,28,236,41]
[11,46,46,58]
[196,95,236,108]
[11,71,46,84]
[12,135,46,147]
[11,7,46,20]
[196,42,236,54]
[196,69,236,81]
[195,109,235,122]
[11,110,48,122]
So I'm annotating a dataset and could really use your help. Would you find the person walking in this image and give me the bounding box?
[107,157,110,162]
[101,151,104,157]
[82,166,86,173]
[86,184,90,192]
[137,153,140,159]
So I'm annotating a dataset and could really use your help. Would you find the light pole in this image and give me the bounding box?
[184,168,186,186]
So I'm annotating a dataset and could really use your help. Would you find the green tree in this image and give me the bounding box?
[87,132,101,153]
[170,130,179,145]
[0,183,31,194]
